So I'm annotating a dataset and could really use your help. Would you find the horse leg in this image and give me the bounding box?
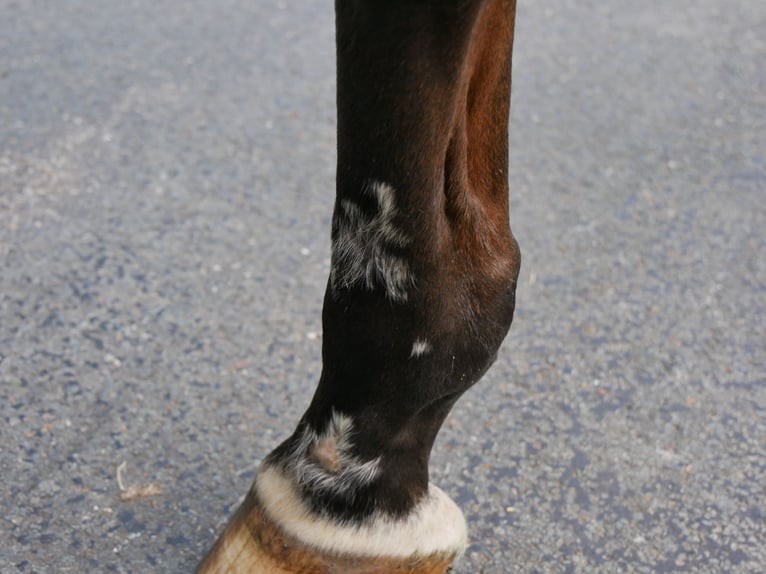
[197,1,519,571]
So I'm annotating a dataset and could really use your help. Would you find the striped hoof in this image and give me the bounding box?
[197,467,467,574]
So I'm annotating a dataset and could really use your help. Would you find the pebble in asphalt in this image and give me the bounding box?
[1,1,764,572]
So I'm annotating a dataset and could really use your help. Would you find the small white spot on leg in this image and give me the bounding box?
[410,338,432,358]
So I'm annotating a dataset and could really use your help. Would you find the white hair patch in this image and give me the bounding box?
[330,181,413,302]
[285,410,382,500]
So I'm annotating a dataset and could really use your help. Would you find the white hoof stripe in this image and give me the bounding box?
[255,465,468,559]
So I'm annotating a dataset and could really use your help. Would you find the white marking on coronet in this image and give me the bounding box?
[330,180,413,302]
[288,410,382,498]
[255,465,468,559]
[410,338,432,358]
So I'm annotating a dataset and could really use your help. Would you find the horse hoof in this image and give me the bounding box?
[196,472,465,574]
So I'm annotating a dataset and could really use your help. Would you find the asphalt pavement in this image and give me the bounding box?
[1,1,764,572]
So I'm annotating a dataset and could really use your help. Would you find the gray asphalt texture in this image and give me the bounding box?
[1,1,764,572]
